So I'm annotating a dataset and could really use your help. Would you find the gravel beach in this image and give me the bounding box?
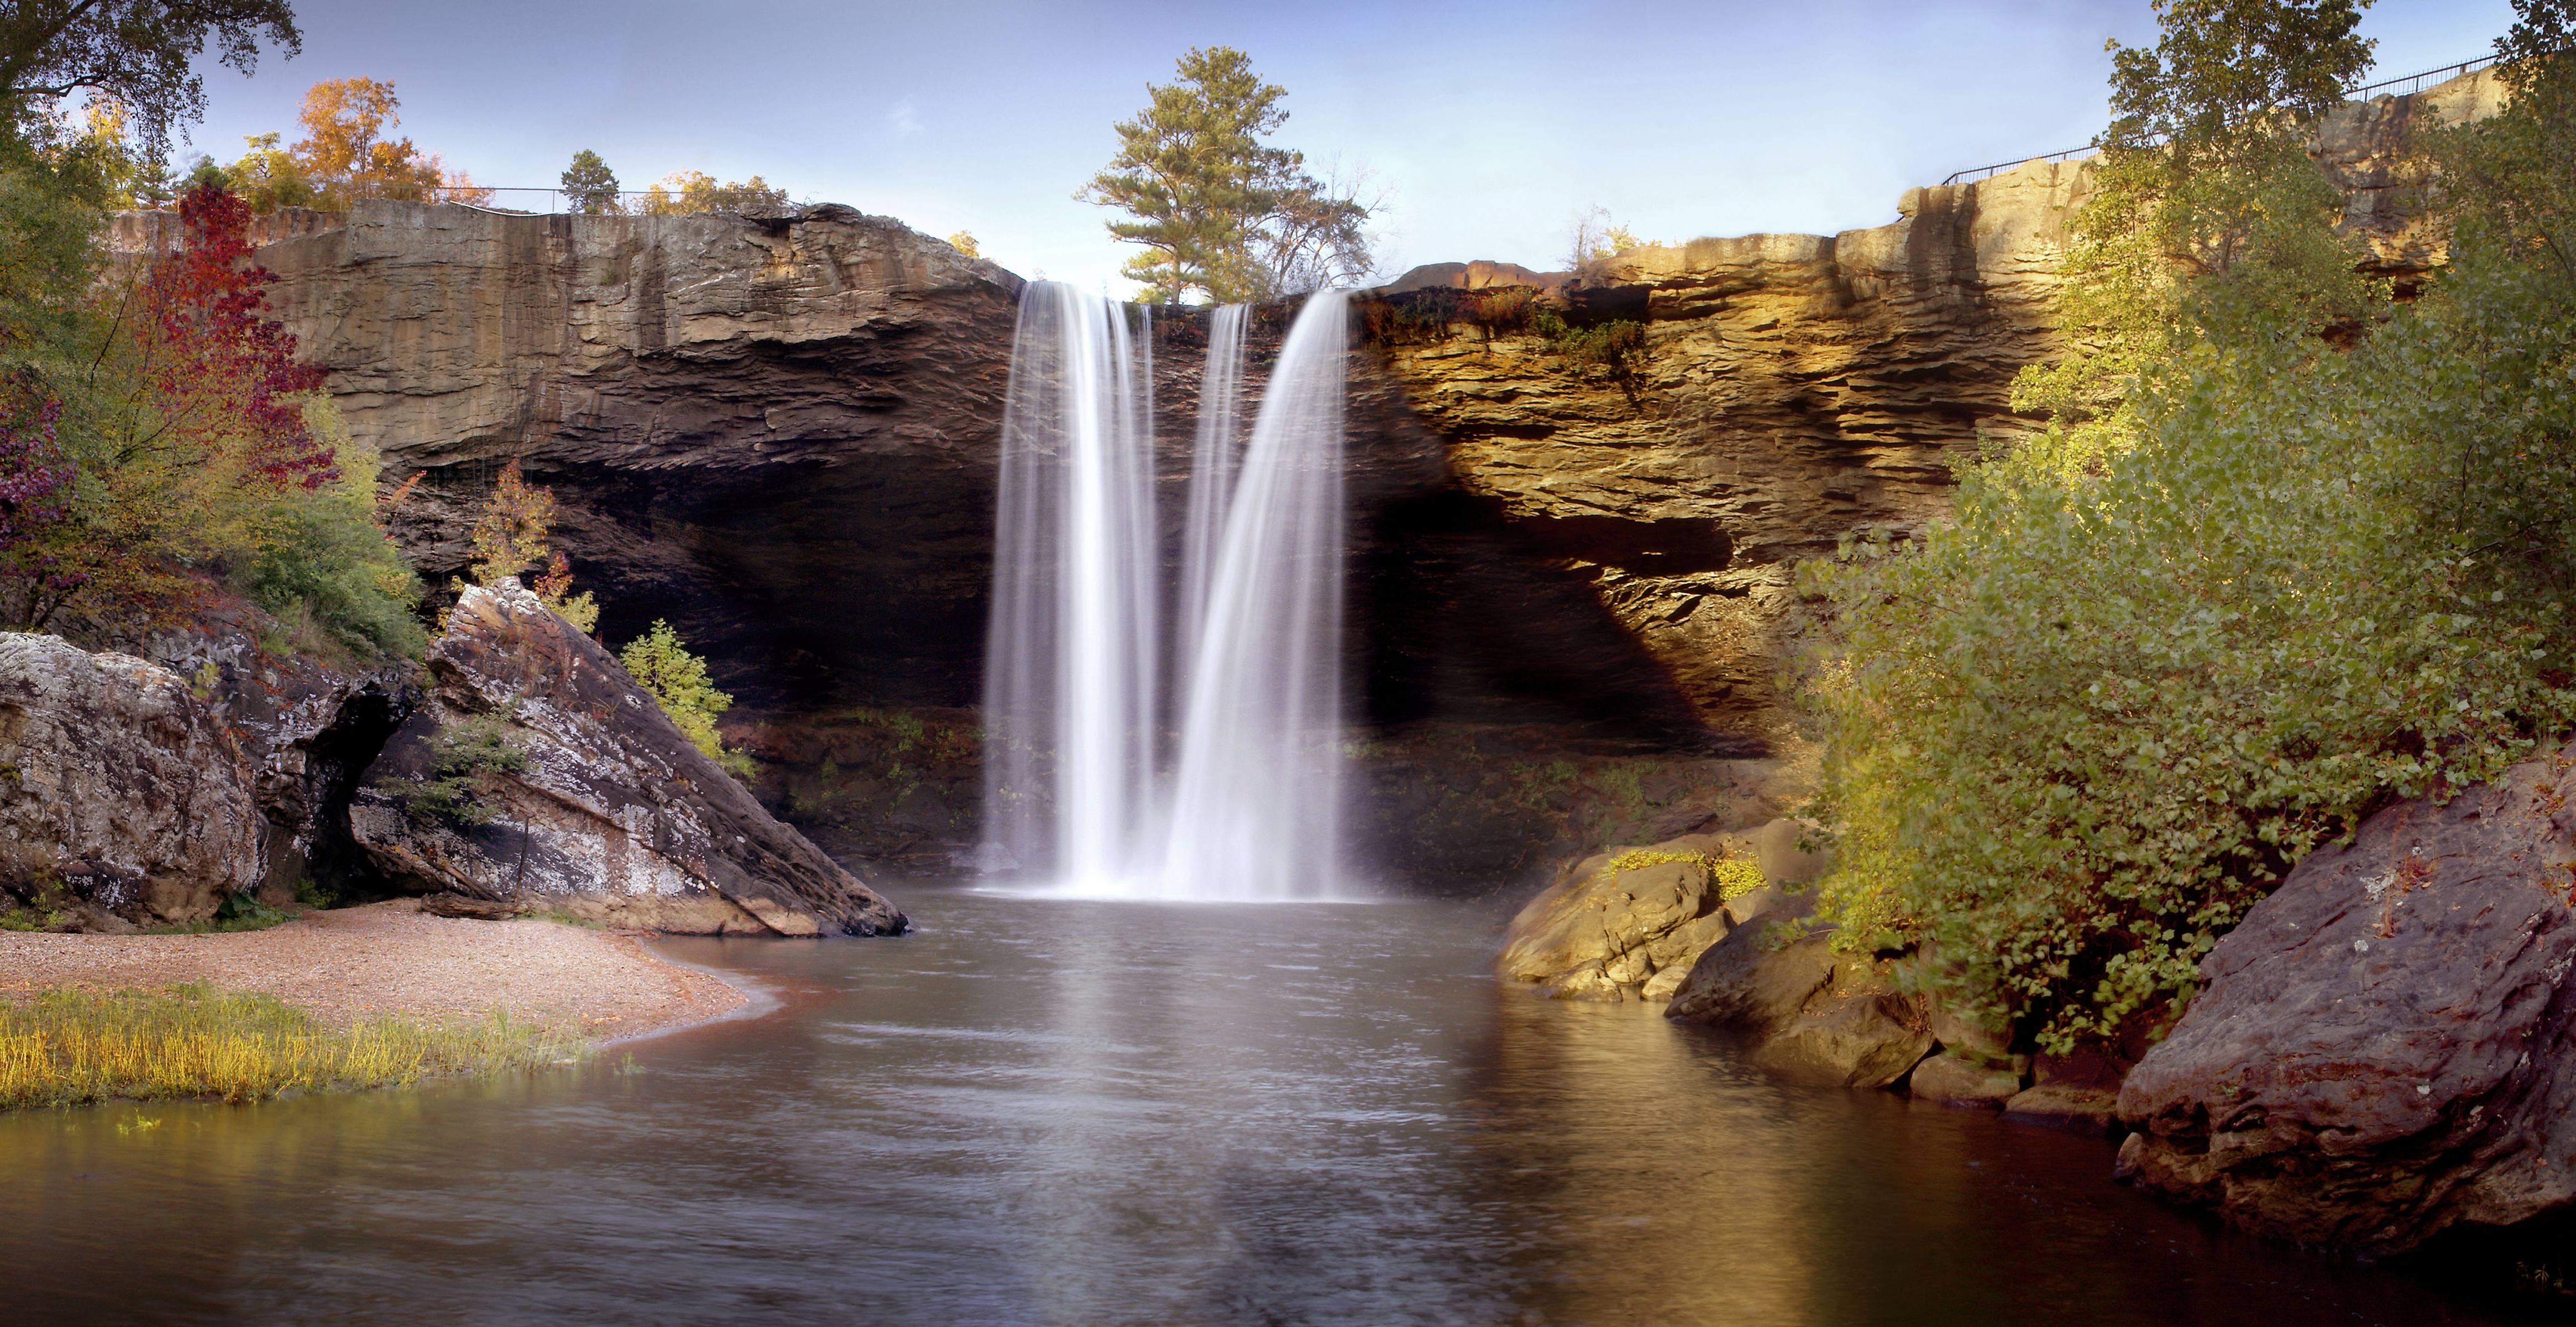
[0,899,748,1040]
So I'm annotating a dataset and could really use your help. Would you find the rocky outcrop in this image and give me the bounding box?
[1365,156,2085,732]
[101,602,423,908]
[349,582,906,936]
[108,200,1027,722]
[2315,65,2509,278]
[1497,833,1756,1002]
[1364,66,2499,734]
[1496,815,1830,1000]
[0,634,261,927]
[2114,739,2576,1256]
[1662,903,1935,1090]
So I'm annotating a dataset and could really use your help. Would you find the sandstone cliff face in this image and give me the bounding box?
[1362,66,2496,734]
[350,582,907,936]
[0,634,261,927]
[112,200,1027,714]
[1365,156,2081,731]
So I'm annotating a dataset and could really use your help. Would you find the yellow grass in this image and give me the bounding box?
[0,983,586,1110]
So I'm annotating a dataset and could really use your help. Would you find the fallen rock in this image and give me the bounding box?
[1664,901,1935,1089]
[2003,1084,2122,1136]
[350,582,907,937]
[0,634,261,927]
[2116,739,2576,1255]
[420,891,525,921]
[1911,1053,2023,1109]
[1498,833,1758,1003]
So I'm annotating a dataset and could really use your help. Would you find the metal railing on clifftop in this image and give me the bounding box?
[1934,51,2501,188]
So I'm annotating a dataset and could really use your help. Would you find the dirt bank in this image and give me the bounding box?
[0,899,748,1041]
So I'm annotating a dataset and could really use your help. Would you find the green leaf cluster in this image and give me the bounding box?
[1803,1,2576,1053]
[2013,0,2384,472]
[381,708,527,827]
[619,619,754,780]
[232,396,424,660]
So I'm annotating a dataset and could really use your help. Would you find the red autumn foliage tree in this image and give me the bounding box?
[25,176,345,625]
[0,392,83,627]
[133,179,334,493]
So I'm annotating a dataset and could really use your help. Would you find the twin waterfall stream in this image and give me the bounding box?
[982,285,1353,900]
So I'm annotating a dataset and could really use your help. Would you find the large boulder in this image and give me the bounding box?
[2116,740,2576,1255]
[1497,832,1766,1002]
[349,583,905,936]
[0,634,261,927]
[113,606,422,907]
[1664,898,1934,1089]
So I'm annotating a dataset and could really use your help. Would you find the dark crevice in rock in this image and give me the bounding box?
[293,681,418,904]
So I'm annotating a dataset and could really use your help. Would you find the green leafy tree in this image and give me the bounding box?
[1079,46,1375,302]
[638,170,786,215]
[559,148,617,214]
[0,0,300,158]
[224,129,312,210]
[2011,0,2382,470]
[234,396,423,660]
[1800,0,2576,1053]
[619,619,753,779]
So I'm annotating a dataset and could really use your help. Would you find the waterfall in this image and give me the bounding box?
[1160,291,1350,899]
[982,285,1159,889]
[981,285,1351,901]
[1175,303,1250,685]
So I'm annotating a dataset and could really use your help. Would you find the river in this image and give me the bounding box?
[0,883,2521,1325]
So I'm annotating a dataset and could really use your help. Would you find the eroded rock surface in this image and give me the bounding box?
[350,583,906,936]
[1663,897,1934,1089]
[2116,740,2576,1255]
[1496,833,1756,1003]
[0,634,261,927]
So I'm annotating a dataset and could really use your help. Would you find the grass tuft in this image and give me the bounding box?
[0,983,585,1110]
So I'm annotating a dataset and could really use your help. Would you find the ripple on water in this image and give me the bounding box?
[0,882,2528,1326]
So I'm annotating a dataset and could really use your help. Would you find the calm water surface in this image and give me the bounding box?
[0,884,2523,1325]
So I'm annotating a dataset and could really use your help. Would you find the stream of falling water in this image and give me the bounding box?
[980,285,1351,899]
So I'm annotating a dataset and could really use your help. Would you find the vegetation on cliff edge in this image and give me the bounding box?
[1800,0,2576,1052]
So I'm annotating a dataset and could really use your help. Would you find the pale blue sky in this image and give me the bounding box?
[181,0,2519,295]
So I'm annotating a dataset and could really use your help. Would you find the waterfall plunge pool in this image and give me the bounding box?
[3,883,2519,1325]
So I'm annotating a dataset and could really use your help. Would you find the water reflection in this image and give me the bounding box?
[0,885,2515,1325]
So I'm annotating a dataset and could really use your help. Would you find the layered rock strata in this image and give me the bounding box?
[2116,739,2576,1256]
[0,634,260,927]
[1368,65,2498,734]
[350,582,907,936]
[109,200,1028,716]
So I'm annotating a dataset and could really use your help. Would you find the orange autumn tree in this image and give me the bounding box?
[237,77,489,210]
[465,459,596,631]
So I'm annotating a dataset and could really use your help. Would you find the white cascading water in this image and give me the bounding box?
[1174,302,1250,686]
[982,284,1159,889]
[980,285,1352,900]
[1159,290,1349,899]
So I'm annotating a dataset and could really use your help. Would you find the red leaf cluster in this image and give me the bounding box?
[139,181,336,490]
[0,395,87,613]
